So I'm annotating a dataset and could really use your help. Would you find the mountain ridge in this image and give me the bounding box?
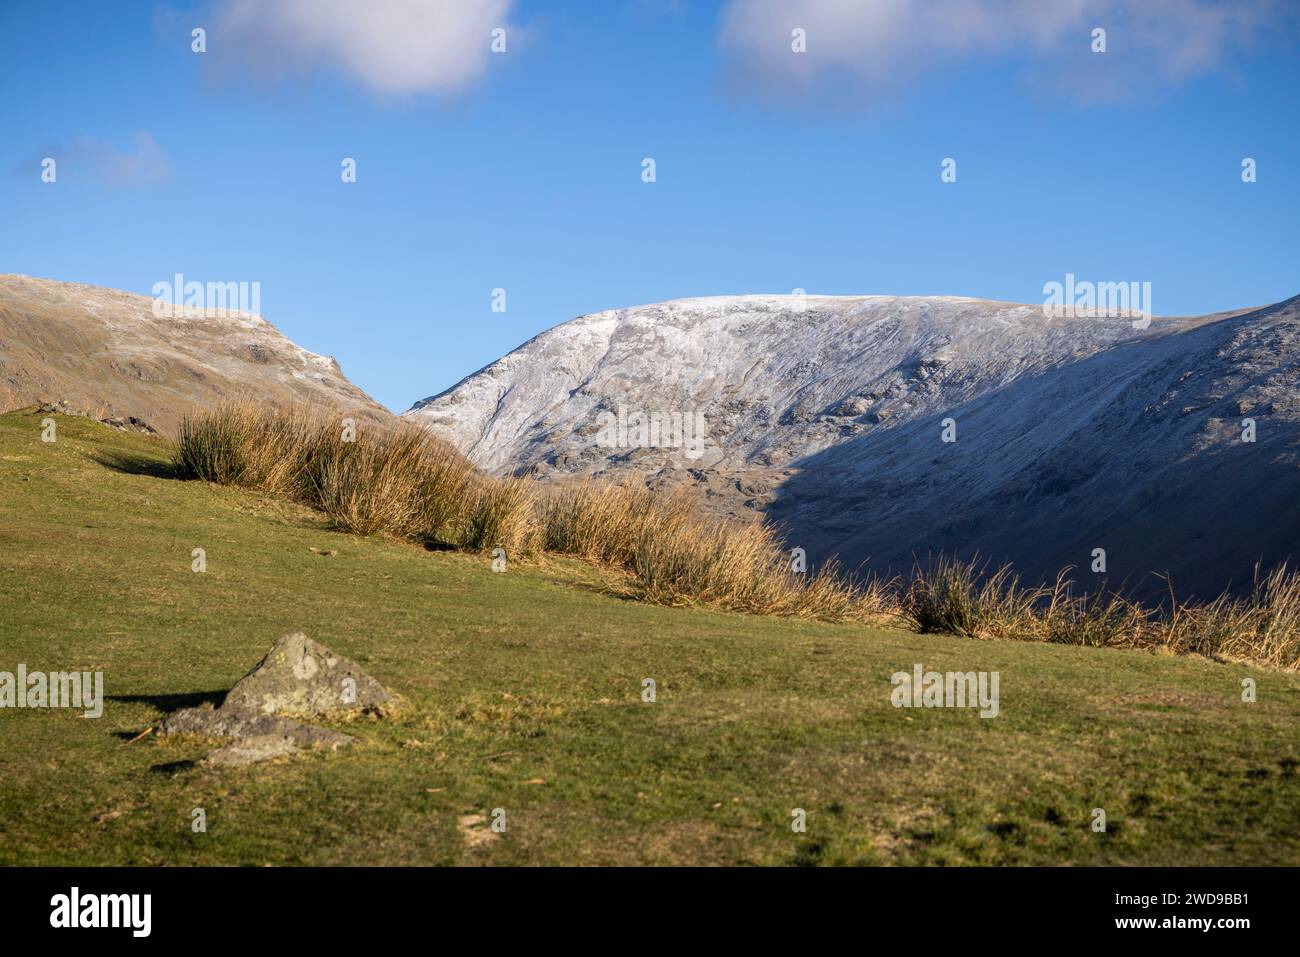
[404,291,1300,599]
[0,274,389,434]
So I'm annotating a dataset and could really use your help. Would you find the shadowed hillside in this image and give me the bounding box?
[405,293,1300,600]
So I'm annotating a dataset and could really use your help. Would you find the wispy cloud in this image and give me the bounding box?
[205,0,517,96]
[91,131,173,186]
[718,0,1293,105]
[31,131,173,187]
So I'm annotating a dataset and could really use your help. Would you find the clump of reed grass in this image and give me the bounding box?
[1041,578,1150,649]
[175,404,882,621]
[175,400,475,542]
[460,478,541,557]
[1161,564,1300,669]
[539,481,882,621]
[896,556,1300,670]
[898,555,1042,639]
[174,403,1300,665]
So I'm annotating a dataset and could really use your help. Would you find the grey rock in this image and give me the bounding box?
[158,703,353,749]
[156,633,392,767]
[201,735,303,768]
[221,632,391,718]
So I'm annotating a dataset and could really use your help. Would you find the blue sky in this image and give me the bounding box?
[2,0,1298,411]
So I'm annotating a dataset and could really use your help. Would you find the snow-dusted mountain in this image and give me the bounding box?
[0,275,388,433]
[406,293,1300,598]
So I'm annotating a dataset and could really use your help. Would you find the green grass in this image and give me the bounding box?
[1,409,1298,865]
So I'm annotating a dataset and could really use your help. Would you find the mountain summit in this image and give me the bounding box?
[405,293,1300,598]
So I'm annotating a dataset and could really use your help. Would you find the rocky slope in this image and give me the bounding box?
[0,275,388,434]
[406,293,1300,599]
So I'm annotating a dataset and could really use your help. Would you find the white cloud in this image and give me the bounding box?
[718,0,1289,103]
[210,0,516,96]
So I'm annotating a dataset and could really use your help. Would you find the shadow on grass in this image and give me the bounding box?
[108,690,226,713]
[91,449,180,480]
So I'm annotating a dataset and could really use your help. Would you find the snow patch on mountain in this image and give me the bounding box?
[405,291,1300,598]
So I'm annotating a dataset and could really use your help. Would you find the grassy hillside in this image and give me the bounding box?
[1,408,1297,865]
[0,274,391,434]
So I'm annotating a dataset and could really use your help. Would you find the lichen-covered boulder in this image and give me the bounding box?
[154,633,393,767]
[220,632,392,717]
[159,703,354,749]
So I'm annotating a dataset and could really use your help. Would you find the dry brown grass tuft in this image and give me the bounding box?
[175,405,885,621]
[539,481,884,621]
[896,557,1300,670]
[460,477,542,557]
[898,556,1042,639]
[1160,564,1300,669]
[175,405,1300,663]
[175,401,474,541]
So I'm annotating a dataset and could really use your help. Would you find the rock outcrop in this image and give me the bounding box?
[157,633,393,767]
[220,632,392,717]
